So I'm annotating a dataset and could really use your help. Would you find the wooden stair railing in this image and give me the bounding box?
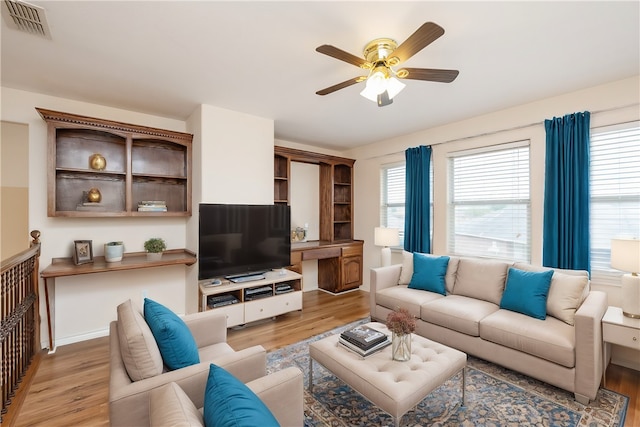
[1,231,41,423]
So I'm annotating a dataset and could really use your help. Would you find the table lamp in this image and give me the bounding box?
[375,227,400,267]
[611,238,640,318]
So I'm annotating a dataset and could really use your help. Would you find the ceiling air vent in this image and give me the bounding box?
[2,0,51,39]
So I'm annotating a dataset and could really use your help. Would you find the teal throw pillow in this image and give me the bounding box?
[144,298,200,370]
[408,253,450,295]
[500,268,554,320]
[204,364,280,427]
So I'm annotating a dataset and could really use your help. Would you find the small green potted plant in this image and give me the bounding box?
[144,237,166,261]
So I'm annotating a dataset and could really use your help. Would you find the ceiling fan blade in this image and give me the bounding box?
[316,45,367,68]
[377,91,393,107]
[316,77,364,96]
[400,68,459,83]
[391,22,445,64]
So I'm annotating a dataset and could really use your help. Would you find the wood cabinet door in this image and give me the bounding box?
[340,255,362,291]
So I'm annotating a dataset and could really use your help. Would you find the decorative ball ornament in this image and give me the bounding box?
[89,153,106,170]
[87,188,102,203]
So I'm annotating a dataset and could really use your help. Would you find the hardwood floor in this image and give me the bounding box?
[6,289,640,426]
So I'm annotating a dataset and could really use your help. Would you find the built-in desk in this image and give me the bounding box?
[291,240,363,293]
[40,249,196,351]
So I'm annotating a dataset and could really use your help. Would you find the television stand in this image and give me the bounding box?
[198,269,303,327]
[227,272,266,283]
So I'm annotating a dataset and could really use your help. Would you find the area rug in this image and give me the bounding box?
[266,319,628,427]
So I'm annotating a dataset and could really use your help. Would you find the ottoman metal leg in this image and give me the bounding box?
[461,367,466,407]
[308,357,313,392]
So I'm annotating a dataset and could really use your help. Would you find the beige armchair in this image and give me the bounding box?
[109,300,267,426]
[149,367,304,427]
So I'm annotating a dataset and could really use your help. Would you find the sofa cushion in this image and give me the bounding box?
[500,268,553,320]
[116,299,163,381]
[421,295,499,337]
[398,251,414,285]
[452,258,511,305]
[480,309,575,368]
[399,251,460,294]
[513,263,589,325]
[546,273,589,325]
[204,364,280,427]
[377,286,444,318]
[150,382,204,427]
[144,298,200,370]
[408,253,450,295]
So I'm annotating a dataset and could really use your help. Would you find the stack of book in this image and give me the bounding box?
[137,201,167,212]
[339,325,390,357]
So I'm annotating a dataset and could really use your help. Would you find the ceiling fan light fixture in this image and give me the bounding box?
[359,84,380,102]
[386,77,406,99]
[365,67,389,94]
[361,74,405,105]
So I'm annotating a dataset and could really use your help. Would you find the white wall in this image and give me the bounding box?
[347,75,640,368]
[185,104,275,313]
[290,162,320,290]
[1,121,30,258]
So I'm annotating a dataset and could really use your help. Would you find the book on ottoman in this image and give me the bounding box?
[340,325,388,351]
[338,335,391,357]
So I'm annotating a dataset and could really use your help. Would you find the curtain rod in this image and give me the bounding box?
[366,102,639,160]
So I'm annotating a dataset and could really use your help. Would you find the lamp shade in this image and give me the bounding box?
[611,238,640,274]
[374,227,400,247]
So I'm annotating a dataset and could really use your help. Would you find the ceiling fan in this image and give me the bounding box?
[315,22,459,107]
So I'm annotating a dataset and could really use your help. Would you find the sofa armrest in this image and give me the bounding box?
[573,290,608,403]
[247,367,304,427]
[184,310,228,347]
[370,265,402,314]
[209,345,267,384]
[110,360,211,427]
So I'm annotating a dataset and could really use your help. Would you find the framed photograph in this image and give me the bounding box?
[73,240,93,265]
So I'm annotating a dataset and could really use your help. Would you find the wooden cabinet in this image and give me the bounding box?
[294,240,363,293]
[274,146,355,242]
[274,146,360,293]
[320,161,354,241]
[37,108,192,217]
[198,270,303,327]
[274,153,289,205]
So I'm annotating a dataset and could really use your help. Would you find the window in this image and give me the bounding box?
[448,142,530,262]
[380,163,406,246]
[380,161,433,249]
[590,122,640,284]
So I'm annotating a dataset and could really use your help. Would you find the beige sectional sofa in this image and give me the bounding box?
[370,253,608,404]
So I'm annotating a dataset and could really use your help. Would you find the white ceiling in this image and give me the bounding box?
[2,1,639,151]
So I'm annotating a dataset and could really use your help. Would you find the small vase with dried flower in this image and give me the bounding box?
[386,307,416,361]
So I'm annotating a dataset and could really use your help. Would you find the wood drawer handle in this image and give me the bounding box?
[634,336,637,342]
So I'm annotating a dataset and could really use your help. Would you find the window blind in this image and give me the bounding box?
[380,164,406,246]
[448,143,530,262]
[590,122,640,284]
[380,162,433,248]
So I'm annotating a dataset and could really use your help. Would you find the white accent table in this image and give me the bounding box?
[602,306,640,386]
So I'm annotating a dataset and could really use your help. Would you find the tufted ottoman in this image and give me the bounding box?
[309,322,466,427]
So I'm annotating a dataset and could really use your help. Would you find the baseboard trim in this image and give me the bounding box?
[42,328,109,349]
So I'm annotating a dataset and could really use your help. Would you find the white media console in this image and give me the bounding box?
[198,269,303,327]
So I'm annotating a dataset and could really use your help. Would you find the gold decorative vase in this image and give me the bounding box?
[392,332,411,362]
[87,188,102,203]
[89,153,106,170]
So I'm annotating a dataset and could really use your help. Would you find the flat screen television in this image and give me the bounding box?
[198,203,291,280]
